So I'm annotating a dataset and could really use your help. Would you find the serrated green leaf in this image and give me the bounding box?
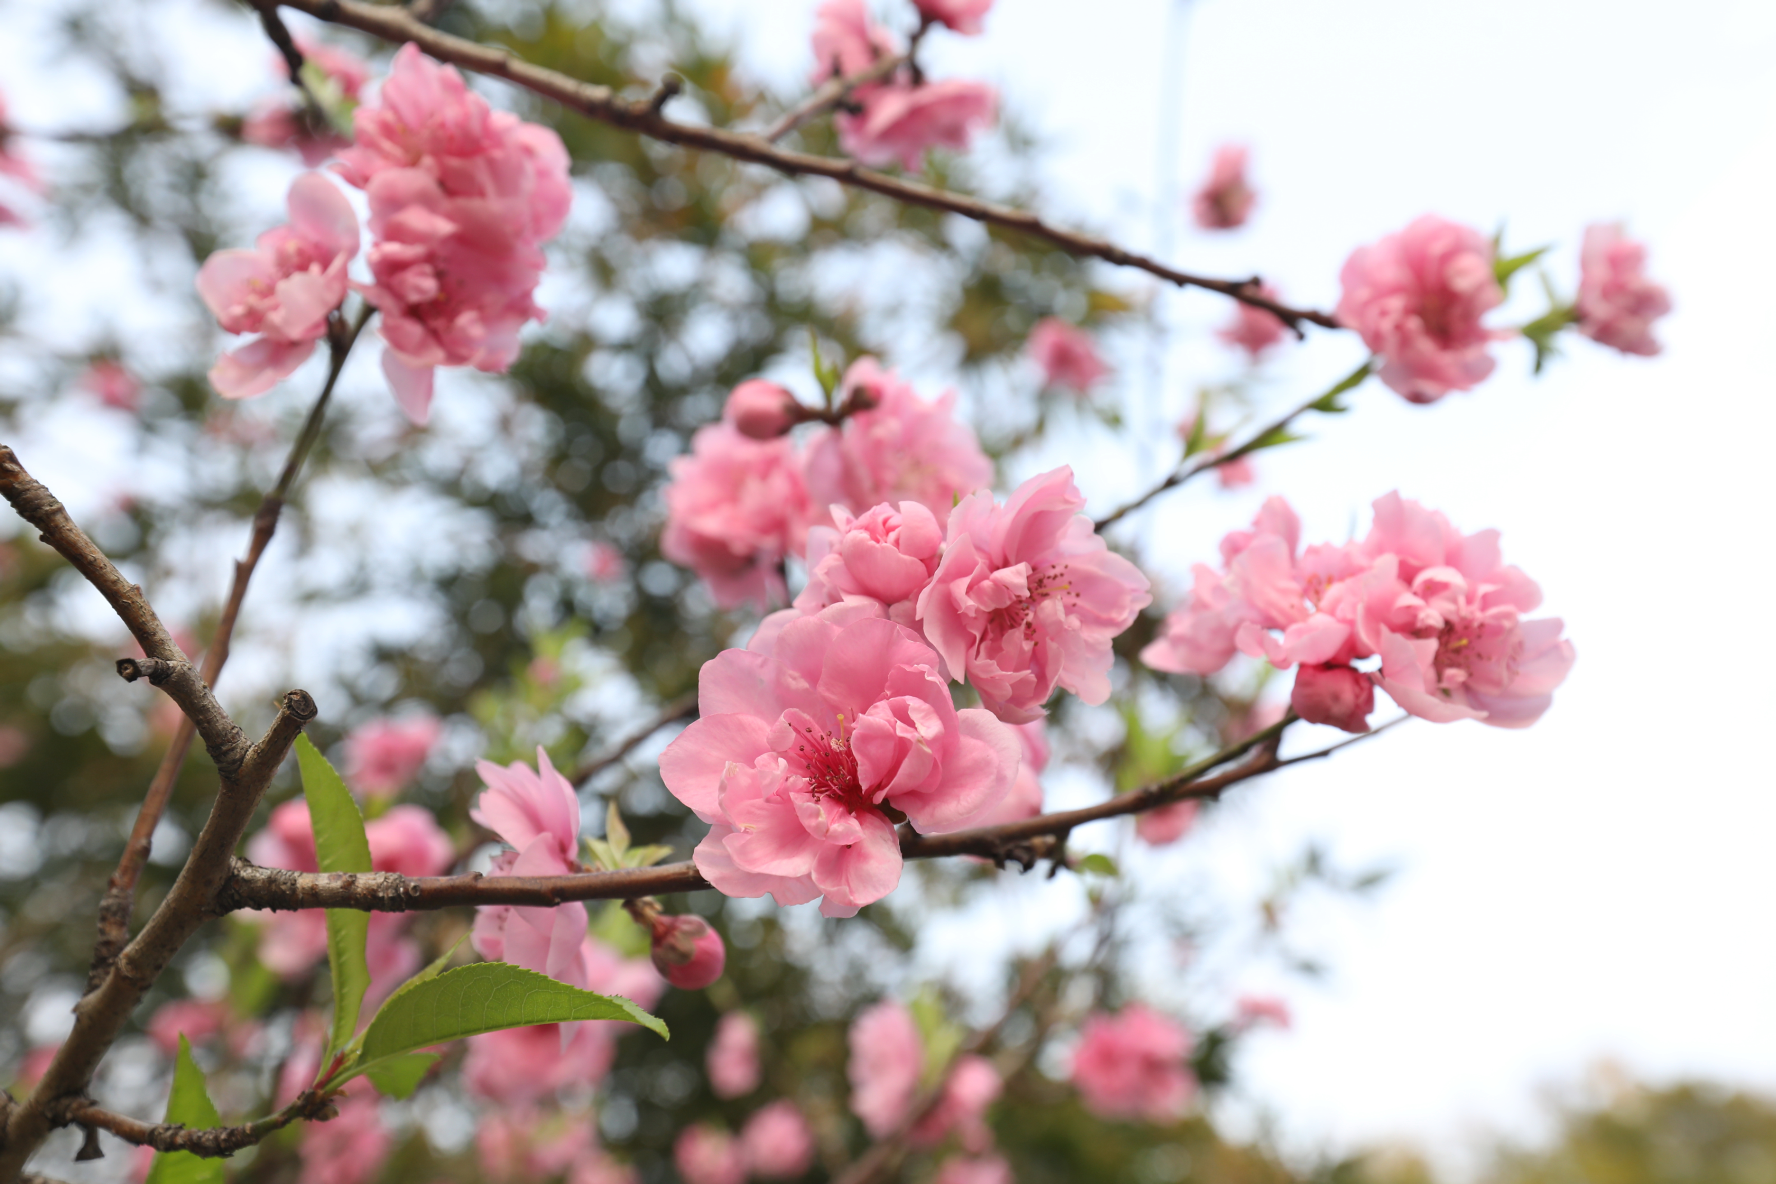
[1076,853,1120,878]
[1493,245,1551,292]
[363,1052,439,1099]
[295,735,373,1060]
[605,801,630,860]
[346,962,666,1086]
[1307,359,1373,413]
[144,1036,224,1184]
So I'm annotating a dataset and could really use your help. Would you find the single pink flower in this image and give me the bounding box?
[1234,994,1291,1031]
[674,1125,745,1184]
[344,715,442,799]
[364,804,454,877]
[1337,214,1506,403]
[1027,317,1108,394]
[803,359,993,530]
[662,613,1019,917]
[196,172,359,399]
[910,1054,1001,1152]
[741,1100,817,1180]
[1071,1004,1195,1122]
[145,999,228,1055]
[795,500,945,629]
[1576,223,1670,357]
[1216,286,1288,359]
[298,1092,391,1184]
[648,914,726,989]
[1191,144,1255,231]
[726,379,800,440]
[662,422,812,610]
[914,0,993,34]
[469,748,590,987]
[836,79,998,171]
[707,1011,762,1099]
[82,361,142,411]
[933,1156,1014,1184]
[335,44,571,423]
[809,0,901,83]
[918,467,1153,723]
[1136,800,1198,846]
[848,999,924,1138]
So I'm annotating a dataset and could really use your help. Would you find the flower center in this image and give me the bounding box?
[786,717,870,813]
[987,563,1075,640]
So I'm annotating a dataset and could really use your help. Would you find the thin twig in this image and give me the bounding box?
[270,0,1337,332]
[568,693,699,788]
[56,1091,337,1159]
[1094,359,1373,531]
[86,305,374,990]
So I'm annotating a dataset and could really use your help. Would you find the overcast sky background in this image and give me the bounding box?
[5,0,1776,1175]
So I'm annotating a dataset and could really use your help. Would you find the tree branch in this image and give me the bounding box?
[567,693,698,788]
[269,0,1337,332]
[215,713,1402,914]
[55,1090,337,1160]
[0,690,317,1183]
[86,306,373,990]
[761,37,919,143]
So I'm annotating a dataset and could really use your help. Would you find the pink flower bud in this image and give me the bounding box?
[725,380,800,440]
[1290,663,1375,734]
[650,914,726,989]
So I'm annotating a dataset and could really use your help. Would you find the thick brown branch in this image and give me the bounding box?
[0,691,317,1182]
[0,446,249,773]
[271,0,1337,331]
[87,306,372,990]
[218,716,1333,914]
[56,1091,336,1160]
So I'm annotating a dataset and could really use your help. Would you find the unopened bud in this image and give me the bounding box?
[725,380,799,440]
[650,914,727,989]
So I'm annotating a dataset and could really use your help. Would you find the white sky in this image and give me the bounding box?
[677,0,1776,1170]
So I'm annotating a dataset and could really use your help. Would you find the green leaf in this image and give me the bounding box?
[605,801,631,860]
[1520,303,1577,375]
[297,61,357,137]
[363,1052,439,1100]
[1307,359,1373,414]
[295,735,373,1060]
[809,329,841,403]
[346,962,667,1085]
[1246,426,1304,452]
[1181,411,1210,458]
[144,1036,224,1184]
[623,844,675,869]
[1076,853,1120,878]
[1493,245,1551,293]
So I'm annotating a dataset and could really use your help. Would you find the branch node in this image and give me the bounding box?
[649,74,683,115]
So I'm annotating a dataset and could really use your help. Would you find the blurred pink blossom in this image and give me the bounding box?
[1234,994,1292,1031]
[196,172,358,399]
[82,360,142,411]
[1070,1004,1195,1122]
[674,1125,745,1184]
[1026,318,1108,394]
[298,1092,391,1184]
[707,1011,761,1098]
[726,379,800,440]
[1191,144,1255,231]
[918,467,1152,723]
[910,1054,1001,1152]
[933,1156,1014,1184]
[836,79,998,172]
[848,999,923,1138]
[1135,800,1198,847]
[809,0,899,81]
[1336,214,1505,403]
[585,541,627,585]
[1576,223,1671,356]
[145,999,228,1055]
[344,715,442,799]
[741,1099,816,1179]
[915,0,993,35]
[1216,286,1288,359]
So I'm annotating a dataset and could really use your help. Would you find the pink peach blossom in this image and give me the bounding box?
[344,715,442,798]
[910,1054,1001,1152]
[1070,1004,1195,1122]
[1336,214,1506,403]
[82,361,142,411]
[1027,317,1108,394]
[196,172,358,399]
[1576,223,1670,357]
[915,0,994,34]
[674,1125,745,1184]
[1135,800,1198,846]
[648,914,726,989]
[918,467,1152,723]
[1216,286,1288,359]
[803,359,992,530]
[933,1156,1014,1184]
[809,0,900,83]
[662,614,1019,917]
[1191,144,1256,231]
[741,1100,817,1179]
[145,999,227,1055]
[848,999,924,1138]
[795,500,945,629]
[726,379,800,440]
[365,804,454,877]
[335,44,571,423]
[959,720,1047,828]
[1290,662,1374,733]
[298,1092,391,1184]
[836,79,998,171]
[662,422,812,610]
[707,1011,762,1098]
